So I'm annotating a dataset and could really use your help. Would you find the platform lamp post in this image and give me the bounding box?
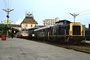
[3,9,14,37]
[3,9,14,25]
[70,13,79,23]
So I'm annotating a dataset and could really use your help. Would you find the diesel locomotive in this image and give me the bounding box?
[28,20,85,43]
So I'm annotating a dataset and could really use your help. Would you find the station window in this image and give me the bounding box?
[31,24,32,27]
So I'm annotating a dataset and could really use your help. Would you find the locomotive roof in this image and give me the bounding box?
[34,25,53,31]
[55,20,71,24]
[28,27,39,30]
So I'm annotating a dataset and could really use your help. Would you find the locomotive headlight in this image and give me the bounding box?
[14,31,16,33]
[32,34,35,37]
[8,29,12,32]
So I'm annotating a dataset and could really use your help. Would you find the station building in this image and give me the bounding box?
[21,13,38,30]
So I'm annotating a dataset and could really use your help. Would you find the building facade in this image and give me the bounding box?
[43,17,60,26]
[21,13,38,30]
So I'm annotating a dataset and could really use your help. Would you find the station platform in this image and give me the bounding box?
[0,38,90,60]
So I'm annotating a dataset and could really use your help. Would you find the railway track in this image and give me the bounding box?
[58,44,90,54]
[41,41,90,54]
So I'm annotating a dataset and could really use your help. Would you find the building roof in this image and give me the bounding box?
[21,13,38,24]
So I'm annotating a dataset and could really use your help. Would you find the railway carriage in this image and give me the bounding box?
[85,24,90,41]
[16,31,29,38]
[34,25,53,41]
[28,27,39,40]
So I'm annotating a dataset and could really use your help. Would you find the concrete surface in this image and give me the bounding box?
[0,38,90,60]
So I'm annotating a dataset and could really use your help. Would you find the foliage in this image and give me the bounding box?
[8,30,12,36]
[1,30,7,35]
[1,25,11,30]
[0,24,11,35]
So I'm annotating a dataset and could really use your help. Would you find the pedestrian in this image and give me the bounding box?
[11,33,14,38]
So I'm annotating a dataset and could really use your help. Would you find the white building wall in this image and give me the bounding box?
[21,24,38,29]
[43,17,60,26]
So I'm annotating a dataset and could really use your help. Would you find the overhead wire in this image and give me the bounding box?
[3,0,9,9]
[67,9,90,22]
[78,9,90,14]
[68,9,90,20]
[8,0,9,9]
[79,13,90,17]
[3,0,7,8]
[76,9,90,16]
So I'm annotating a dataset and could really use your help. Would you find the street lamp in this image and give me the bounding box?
[3,9,14,24]
[70,13,79,23]
[3,9,14,37]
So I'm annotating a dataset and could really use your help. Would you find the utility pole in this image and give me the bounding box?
[70,13,79,23]
[3,9,14,24]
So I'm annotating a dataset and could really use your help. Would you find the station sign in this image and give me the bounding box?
[4,20,12,23]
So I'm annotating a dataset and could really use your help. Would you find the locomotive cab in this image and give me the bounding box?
[52,20,85,43]
[69,23,85,43]
[69,23,83,36]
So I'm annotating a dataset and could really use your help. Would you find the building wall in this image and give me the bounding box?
[43,17,60,26]
[21,23,38,29]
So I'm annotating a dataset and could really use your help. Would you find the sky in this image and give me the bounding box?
[0,0,90,27]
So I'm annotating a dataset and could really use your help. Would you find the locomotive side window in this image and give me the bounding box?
[73,26,81,35]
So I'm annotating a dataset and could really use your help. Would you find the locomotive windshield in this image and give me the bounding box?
[73,26,81,35]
